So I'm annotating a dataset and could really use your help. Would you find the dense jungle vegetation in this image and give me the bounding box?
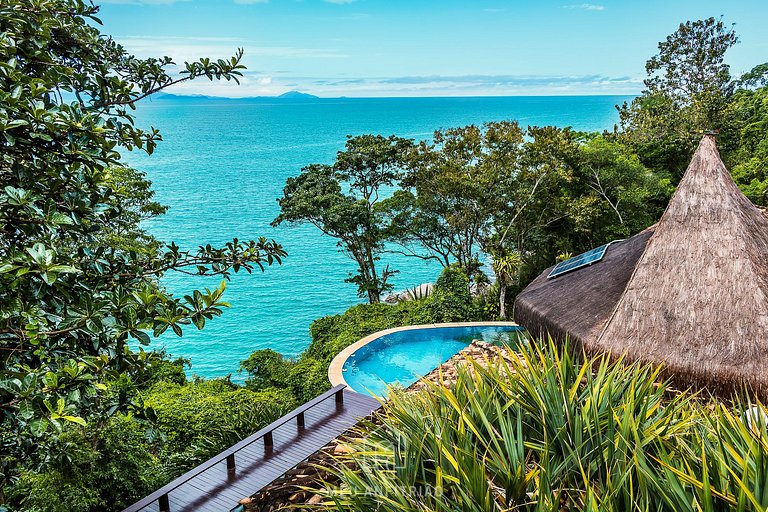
[0,2,766,509]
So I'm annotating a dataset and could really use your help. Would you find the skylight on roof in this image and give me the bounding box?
[547,242,614,279]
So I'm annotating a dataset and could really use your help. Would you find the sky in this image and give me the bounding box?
[97,0,768,98]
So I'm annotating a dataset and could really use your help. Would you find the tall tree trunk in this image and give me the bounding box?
[499,282,507,319]
[365,245,380,304]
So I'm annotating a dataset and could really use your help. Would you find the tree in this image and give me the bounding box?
[571,136,670,243]
[737,63,768,90]
[378,189,456,268]
[274,135,412,303]
[99,166,168,255]
[644,17,737,103]
[386,122,525,280]
[491,250,521,319]
[0,0,285,469]
[482,126,577,293]
[729,83,768,206]
[618,17,739,178]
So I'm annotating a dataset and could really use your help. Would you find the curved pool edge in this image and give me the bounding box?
[328,321,520,393]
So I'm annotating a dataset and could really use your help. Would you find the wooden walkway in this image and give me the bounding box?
[124,385,379,512]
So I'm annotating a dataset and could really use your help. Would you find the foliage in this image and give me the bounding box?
[618,17,740,178]
[569,135,671,242]
[142,380,295,464]
[137,353,190,388]
[99,166,167,255]
[484,128,667,294]
[316,339,768,511]
[286,358,333,404]
[0,0,285,470]
[738,63,768,90]
[426,266,477,323]
[274,135,412,303]
[6,415,163,512]
[617,18,768,209]
[240,348,292,391]
[382,122,523,276]
[729,84,768,206]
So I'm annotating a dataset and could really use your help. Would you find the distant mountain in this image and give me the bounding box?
[153,90,321,101]
[276,91,319,99]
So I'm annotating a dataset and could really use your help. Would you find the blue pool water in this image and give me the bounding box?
[342,325,524,396]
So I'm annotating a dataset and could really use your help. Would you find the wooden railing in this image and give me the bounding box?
[123,384,347,512]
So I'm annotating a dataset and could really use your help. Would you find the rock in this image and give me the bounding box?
[333,444,352,454]
[404,283,433,300]
[308,494,323,505]
[383,293,399,304]
[383,283,434,304]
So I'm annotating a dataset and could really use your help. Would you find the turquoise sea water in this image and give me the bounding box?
[342,325,524,396]
[122,95,631,378]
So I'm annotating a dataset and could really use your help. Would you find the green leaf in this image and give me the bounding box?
[29,418,48,437]
[62,415,87,427]
[43,372,58,389]
[18,401,35,420]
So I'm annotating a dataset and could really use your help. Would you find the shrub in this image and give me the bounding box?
[143,380,296,461]
[316,339,768,511]
[287,358,333,403]
[7,415,163,512]
[426,266,477,322]
[241,349,292,390]
[142,355,189,387]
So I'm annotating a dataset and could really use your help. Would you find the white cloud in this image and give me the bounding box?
[145,72,643,99]
[564,3,606,11]
[325,0,357,4]
[99,0,190,4]
[117,36,347,63]
[234,0,269,4]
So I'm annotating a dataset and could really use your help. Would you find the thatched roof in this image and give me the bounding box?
[514,227,654,345]
[514,135,768,397]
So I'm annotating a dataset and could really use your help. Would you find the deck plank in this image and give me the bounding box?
[127,390,379,512]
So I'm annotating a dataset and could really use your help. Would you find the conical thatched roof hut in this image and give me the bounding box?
[513,135,768,397]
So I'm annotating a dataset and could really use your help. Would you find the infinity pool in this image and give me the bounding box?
[341,325,524,396]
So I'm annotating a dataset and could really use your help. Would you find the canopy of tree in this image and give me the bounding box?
[0,0,286,502]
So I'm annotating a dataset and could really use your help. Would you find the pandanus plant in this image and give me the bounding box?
[310,339,768,511]
[492,250,522,319]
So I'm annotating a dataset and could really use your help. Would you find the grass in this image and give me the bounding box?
[310,339,768,511]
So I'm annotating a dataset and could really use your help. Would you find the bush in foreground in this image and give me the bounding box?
[316,340,768,511]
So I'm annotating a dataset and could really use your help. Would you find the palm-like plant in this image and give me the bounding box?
[310,339,768,511]
[492,250,522,319]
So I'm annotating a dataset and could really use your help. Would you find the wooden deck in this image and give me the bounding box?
[123,386,379,512]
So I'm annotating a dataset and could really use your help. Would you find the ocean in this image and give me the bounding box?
[122,95,632,378]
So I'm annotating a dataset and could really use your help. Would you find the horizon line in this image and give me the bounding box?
[154,91,640,100]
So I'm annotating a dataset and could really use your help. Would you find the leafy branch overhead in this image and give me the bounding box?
[0,0,283,459]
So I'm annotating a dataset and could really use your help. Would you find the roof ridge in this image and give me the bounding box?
[595,132,768,351]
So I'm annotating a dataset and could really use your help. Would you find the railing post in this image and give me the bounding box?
[335,388,344,405]
[296,411,305,428]
[226,453,236,477]
[159,493,170,512]
[264,431,273,447]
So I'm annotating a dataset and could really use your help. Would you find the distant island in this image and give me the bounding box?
[154,90,321,101]
[276,91,319,99]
